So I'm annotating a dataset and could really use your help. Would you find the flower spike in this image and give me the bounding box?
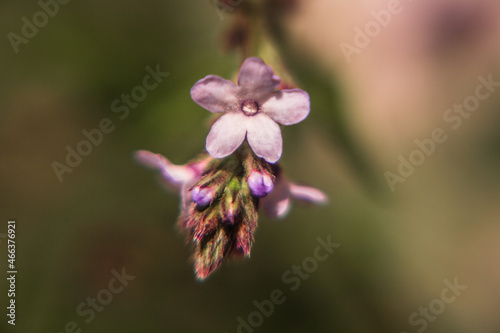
[136,58,325,280]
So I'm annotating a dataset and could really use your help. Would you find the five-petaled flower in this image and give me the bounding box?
[190,57,310,163]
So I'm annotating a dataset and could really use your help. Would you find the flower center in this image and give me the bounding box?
[241,99,259,116]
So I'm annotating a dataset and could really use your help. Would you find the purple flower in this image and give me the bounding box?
[134,150,207,188]
[247,171,274,198]
[134,150,210,212]
[190,57,310,163]
[191,186,214,207]
[261,176,327,218]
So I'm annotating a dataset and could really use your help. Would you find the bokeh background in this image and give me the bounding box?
[1,0,500,332]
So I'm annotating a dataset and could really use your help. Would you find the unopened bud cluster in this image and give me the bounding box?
[179,144,274,279]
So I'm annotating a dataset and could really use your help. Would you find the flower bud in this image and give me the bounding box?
[247,171,274,198]
[223,205,236,224]
[191,186,214,207]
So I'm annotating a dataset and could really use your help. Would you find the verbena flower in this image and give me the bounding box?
[136,58,326,280]
[190,57,310,163]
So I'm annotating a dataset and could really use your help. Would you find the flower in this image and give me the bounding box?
[190,57,310,164]
[136,60,325,279]
[134,150,210,212]
[134,150,207,188]
[261,175,328,218]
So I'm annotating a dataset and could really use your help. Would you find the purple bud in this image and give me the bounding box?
[248,171,274,198]
[191,186,214,206]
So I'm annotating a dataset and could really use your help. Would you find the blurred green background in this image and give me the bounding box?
[1,0,500,332]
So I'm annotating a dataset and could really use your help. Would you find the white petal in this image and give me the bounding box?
[289,183,328,204]
[190,75,239,113]
[206,113,247,159]
[261,89,310,125]
[245,114,283,163]
[238,57,281,96]
[135,150,163,169]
